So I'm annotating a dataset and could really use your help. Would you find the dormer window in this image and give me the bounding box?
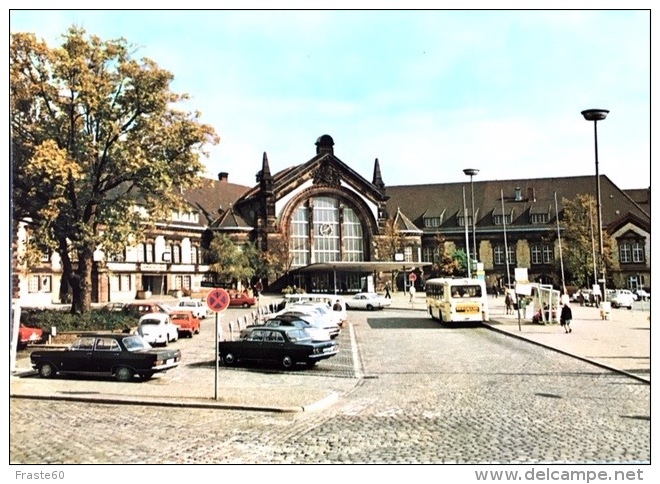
[530,213,549,224]
[514,187,523,201]
[424,217,441,228]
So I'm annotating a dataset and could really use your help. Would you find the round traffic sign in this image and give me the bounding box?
[409,272,417,282]
[206,288,230,312]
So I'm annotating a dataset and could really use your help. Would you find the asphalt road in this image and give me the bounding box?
[10,306,650,464]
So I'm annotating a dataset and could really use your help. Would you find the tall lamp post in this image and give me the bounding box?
[581,108,609,303]
[463,168,479,275]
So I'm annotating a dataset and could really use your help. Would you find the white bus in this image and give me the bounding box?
[425,277,489,324]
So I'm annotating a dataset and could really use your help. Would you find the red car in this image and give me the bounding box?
[229,292,257,308]
[169,310,201,338]
[18,325,45,349]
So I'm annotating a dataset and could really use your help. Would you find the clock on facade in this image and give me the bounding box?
[319,223,333,236]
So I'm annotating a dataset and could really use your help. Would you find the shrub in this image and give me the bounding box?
[20,309,137,334]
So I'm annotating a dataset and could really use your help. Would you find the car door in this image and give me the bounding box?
[242,329,267,361]
[263,330,286,362]
[93,337,123,374]
[64,336,97,372]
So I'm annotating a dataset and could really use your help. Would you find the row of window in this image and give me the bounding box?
[426,213,549,228]
[108,243,201,264]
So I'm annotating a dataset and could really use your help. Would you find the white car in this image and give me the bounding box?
[137,313,179,346]
[345,292,392,311]
[175,299,209,319]
[634,289,650,301]
[610,290,635,309]
[279,306,341,339]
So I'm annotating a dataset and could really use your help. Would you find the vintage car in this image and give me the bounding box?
[218,326,338,369]
[241,314,332,342]
[169,310,201,338]
[18,324,45,349]
[228,292,257,308]
[610,290,635,309]
[345,292,392,311]
[123,302,170,318]
[137,313,179,346]
[175,299,210,319]
[30,333,181,381]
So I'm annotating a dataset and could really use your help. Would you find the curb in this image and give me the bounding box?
[483,323,651,385]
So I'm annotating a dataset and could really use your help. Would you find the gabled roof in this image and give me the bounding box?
[182,177,250,225]
[386,175,650,233]
[235,135,388,207]
[393,207,423,233]
[209,205,253,232]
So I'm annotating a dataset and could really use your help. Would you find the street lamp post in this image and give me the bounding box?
[463,168,479,275]
[581,108,609,303]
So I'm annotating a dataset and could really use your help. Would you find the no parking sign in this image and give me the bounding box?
[206,288,230,312]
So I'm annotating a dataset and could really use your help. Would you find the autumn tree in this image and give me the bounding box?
[427,235,463,277]
[10,27,219,313]
[205,234,254,287]
[560,193,614,288]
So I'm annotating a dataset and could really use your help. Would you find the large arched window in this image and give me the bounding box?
[289,195,365,267]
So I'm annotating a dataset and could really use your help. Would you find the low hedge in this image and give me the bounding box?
[20,309,137,334]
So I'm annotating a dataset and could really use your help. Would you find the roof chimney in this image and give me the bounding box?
[218,172,228,182]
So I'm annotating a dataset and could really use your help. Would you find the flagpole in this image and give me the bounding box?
[463,186,471,278]
[555,191,566,294]
[501,189,511,289]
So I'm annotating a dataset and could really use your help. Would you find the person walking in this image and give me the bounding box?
[560,302,573,333]
[384,282,391,299]
[409,284,416,302]
[505,292,513,315]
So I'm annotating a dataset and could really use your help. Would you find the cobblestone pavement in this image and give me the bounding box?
[10,306,650,464]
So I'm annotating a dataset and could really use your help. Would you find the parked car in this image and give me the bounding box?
[175,299,210,319]
[17,324,45,349]
[229,292,257,308]
[610,290,635,309]
[345,292,392,311]
[169,310,201,338]
[634,289,650,301]
[123,302,170,318]
[137,313,179,346]
[218,326,338,369]
[242,314,332,342]
[30,333,181,381]
[101,302,127,312]
[279,305,341,339]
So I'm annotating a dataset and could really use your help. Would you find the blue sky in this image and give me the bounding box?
[8,7,652,190]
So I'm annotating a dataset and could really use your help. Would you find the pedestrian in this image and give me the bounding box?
[560,302,573,333]
[384,282,391,299]
[505,292,513,315]
[493,285,499,298]
[409,284,416,302]
[333,299,343,312]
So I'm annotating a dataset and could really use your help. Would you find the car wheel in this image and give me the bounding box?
[38,362,55,379]
[115,367,134,382]
[366,304,374,311]
[281,355,294,369]
[242,303,250,308]
[223,353,236,366]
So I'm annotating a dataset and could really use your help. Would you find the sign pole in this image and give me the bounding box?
[206,287,230,401]
[215,311,219,400]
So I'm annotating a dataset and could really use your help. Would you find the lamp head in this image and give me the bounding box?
[463,168,480,177]
[581,109,609,121]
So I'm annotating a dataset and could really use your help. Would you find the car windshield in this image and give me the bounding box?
[171,314,188,320]
[123,335,153,351]
[140,318,163,325]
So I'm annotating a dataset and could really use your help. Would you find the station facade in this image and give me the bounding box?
[13,134,650,305]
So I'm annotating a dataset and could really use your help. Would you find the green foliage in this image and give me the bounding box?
[21,308,137,333]
[206,233,254,285]
[11,27,219,313]
[561,194,614,288]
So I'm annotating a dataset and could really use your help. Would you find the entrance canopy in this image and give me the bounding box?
[295,261,432,273]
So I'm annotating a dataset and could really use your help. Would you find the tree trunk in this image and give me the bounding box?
[69,248,94,314]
